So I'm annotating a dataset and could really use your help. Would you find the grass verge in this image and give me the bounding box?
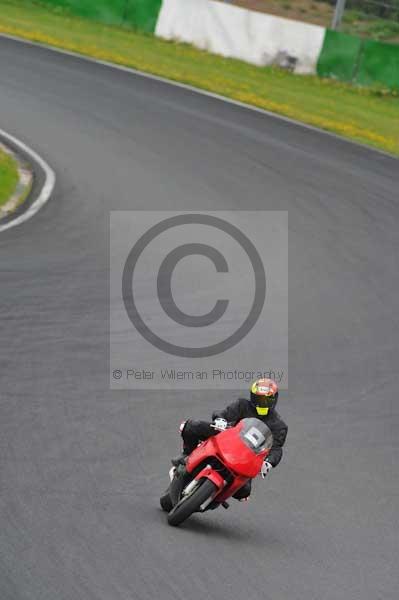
[0,148,19,209]
[0,0,398,155]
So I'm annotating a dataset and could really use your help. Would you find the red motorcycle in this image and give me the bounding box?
[160,417,273,526]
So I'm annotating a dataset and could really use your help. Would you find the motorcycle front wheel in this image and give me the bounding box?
[167,479,217,527]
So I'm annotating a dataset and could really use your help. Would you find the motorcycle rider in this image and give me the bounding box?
[173,378,288,501]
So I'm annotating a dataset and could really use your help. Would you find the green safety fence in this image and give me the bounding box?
[317,30,361,83]
[357,39,399,90]
[317,29,399,90]
[33,0,162,33]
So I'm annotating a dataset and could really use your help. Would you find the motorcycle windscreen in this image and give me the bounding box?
[214,418,273,478]
[239,418,273,454]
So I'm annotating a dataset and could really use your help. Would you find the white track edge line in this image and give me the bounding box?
[0,127,56,233]
[0,32,397,161]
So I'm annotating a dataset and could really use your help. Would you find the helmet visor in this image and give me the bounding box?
[255,395,275,409]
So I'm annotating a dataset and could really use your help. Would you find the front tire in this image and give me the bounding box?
[167,479,217,527]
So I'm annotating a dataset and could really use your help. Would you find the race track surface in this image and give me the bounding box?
[1,36,398,600]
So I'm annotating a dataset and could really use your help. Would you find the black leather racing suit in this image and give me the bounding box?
[180,398,288,499]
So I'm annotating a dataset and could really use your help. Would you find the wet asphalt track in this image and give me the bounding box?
[1,36,399,600]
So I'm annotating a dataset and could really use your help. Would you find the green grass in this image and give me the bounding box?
[0,148,19,209]
[0,0,398,154]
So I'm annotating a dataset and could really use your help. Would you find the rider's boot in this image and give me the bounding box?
[233,480,252,502]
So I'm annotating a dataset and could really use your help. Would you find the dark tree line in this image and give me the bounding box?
[324,0,399,19]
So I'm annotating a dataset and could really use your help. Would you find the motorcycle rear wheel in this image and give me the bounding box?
[167,479,217,527]
[160,491,173,512]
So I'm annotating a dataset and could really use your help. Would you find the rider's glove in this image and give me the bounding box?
[261,460,273,479]
[211,418,228,431]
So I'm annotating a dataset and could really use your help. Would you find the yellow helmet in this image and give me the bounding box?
[250,378,279,416]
